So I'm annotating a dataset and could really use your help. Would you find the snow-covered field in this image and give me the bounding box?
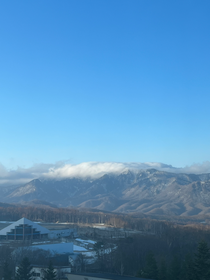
[93,225,110,230]
[73,245,87,252]
[32,241,50,245]
[0,221,15,223]
[75,238,96,245]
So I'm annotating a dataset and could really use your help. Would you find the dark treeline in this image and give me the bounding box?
[135,240,210,280]
[91,237,210,280]
[0,251,57,280]
[112,233,200,277]
[1,205,210,235]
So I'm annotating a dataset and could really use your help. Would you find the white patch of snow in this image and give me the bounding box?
[73,245,87,252]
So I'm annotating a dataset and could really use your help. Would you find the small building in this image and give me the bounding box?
[0,217,49,240]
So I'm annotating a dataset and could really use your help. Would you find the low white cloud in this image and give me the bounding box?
[0,162,64,187]
[0,161,210,187]
[179,161,210,174]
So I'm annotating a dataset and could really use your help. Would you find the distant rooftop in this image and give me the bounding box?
[31,242,73,254]
[68,272,153,280]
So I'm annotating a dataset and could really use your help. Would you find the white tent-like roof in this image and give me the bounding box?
[31,242,74,254]
[0,217,50,236]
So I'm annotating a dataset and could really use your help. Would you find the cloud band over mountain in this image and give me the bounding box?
[1,161,210,187]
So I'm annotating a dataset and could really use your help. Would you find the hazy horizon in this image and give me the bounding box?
[1,160,210,187]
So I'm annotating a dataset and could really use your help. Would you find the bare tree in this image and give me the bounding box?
[74,254,88,272]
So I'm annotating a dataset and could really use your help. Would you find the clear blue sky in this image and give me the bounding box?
[0,0,210,169]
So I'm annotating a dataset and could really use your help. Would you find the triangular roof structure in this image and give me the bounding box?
[0,217,50,235]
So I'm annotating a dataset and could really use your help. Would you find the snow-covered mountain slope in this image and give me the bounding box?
[2,169,210,216]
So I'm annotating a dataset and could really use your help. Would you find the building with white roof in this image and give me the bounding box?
[31,242,74,254]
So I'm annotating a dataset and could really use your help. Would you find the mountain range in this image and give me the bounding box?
[1,168,210,216]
